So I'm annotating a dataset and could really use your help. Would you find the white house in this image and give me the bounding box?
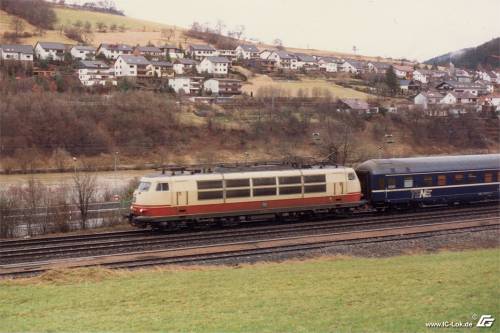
[196,56,230,75]
[133,46,163,60]
[173,58,198,75]
[146,61,173,78]
[34,42,66,61]
[414,91,443,109]
[188,44,217,60]
[78,60,116,86]
[295,53,318,70]
[340,60,365,74]
[168,76,204,95]
[268,50,298,70]
[413,69,433,84]
[70,45,96,60]
[203,78,242,95]
[440,91,478,105]
[114,55,150,77]
[160,45,184,59]
[235,44,259,59]
[96,43,133,60]
[0,44,33,62]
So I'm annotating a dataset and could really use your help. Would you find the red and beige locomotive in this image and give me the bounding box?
[129,165,363,229]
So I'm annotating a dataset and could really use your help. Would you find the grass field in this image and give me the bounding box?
[0,249,498,332]
[243,74,375,99]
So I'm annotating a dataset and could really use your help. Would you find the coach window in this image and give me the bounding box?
[156,183,169,191]
[454,173,464,184]
[404,176,413,188]
[467,173,477,184]
[438,175,447,186]
[387,177,396,189]
[423,175,433,186]
[484,172,493,183]
[378,177,385,190]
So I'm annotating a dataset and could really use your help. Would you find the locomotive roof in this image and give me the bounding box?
[142,165,350,180]
[355,154,500,175]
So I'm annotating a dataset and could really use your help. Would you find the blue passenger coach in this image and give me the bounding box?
[355,154,500,209]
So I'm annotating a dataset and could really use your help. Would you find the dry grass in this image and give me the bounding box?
[243,74,375,99]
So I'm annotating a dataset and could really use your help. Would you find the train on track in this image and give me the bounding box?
[128,154,500,230]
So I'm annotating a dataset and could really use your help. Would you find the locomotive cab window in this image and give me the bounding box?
[156,183,169,191]
[138,182,151,192]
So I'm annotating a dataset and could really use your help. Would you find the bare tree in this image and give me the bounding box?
[72,171,97,230]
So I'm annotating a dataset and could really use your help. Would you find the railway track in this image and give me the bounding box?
[1,205,498,264]
[1,217,498,279]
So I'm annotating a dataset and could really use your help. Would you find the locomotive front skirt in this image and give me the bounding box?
[129,165,363,227]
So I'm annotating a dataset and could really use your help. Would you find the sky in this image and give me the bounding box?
[111,0,499,61]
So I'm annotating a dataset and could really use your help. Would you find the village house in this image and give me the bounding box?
[217,49,237,62]
[295,53,318,71]
[188,44,217,60]
[70,45,96,60]
[133,46,163,61]
[235,44,260,59]
[414,91,444,109]
[168,76,203,94]
[0,44,33,62]
[203,78,242,96]
[77,60,116,86]
[435,80,487,96]
[338,98,372,113]
[34,42,66,61]
[440,91,478,105]
[413,69,433,84]
[173,58,197,75]
[96,43,133,60]
[196,56,230,75]
[146,61,173,78]
[340,60,365,74]
[367,61,391,74]
[268,50,298,70]
[317,57,338,72]
[159,45,184,59]
[114,55,150,77]
[392,65,413,79]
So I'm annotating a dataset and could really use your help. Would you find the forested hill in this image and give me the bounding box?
[425,37,500,69]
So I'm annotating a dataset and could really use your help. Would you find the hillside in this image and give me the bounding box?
[425,37,500,69]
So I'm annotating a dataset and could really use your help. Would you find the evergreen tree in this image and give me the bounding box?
[385,65,399,95]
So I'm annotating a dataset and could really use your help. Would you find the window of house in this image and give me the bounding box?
[484,172,493,183]
[438,175,447,186]
[387,177,396,189]
[404,176,413,188]
[156,183,169,191]
[454,173,464,184]
[423,176,433,186]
